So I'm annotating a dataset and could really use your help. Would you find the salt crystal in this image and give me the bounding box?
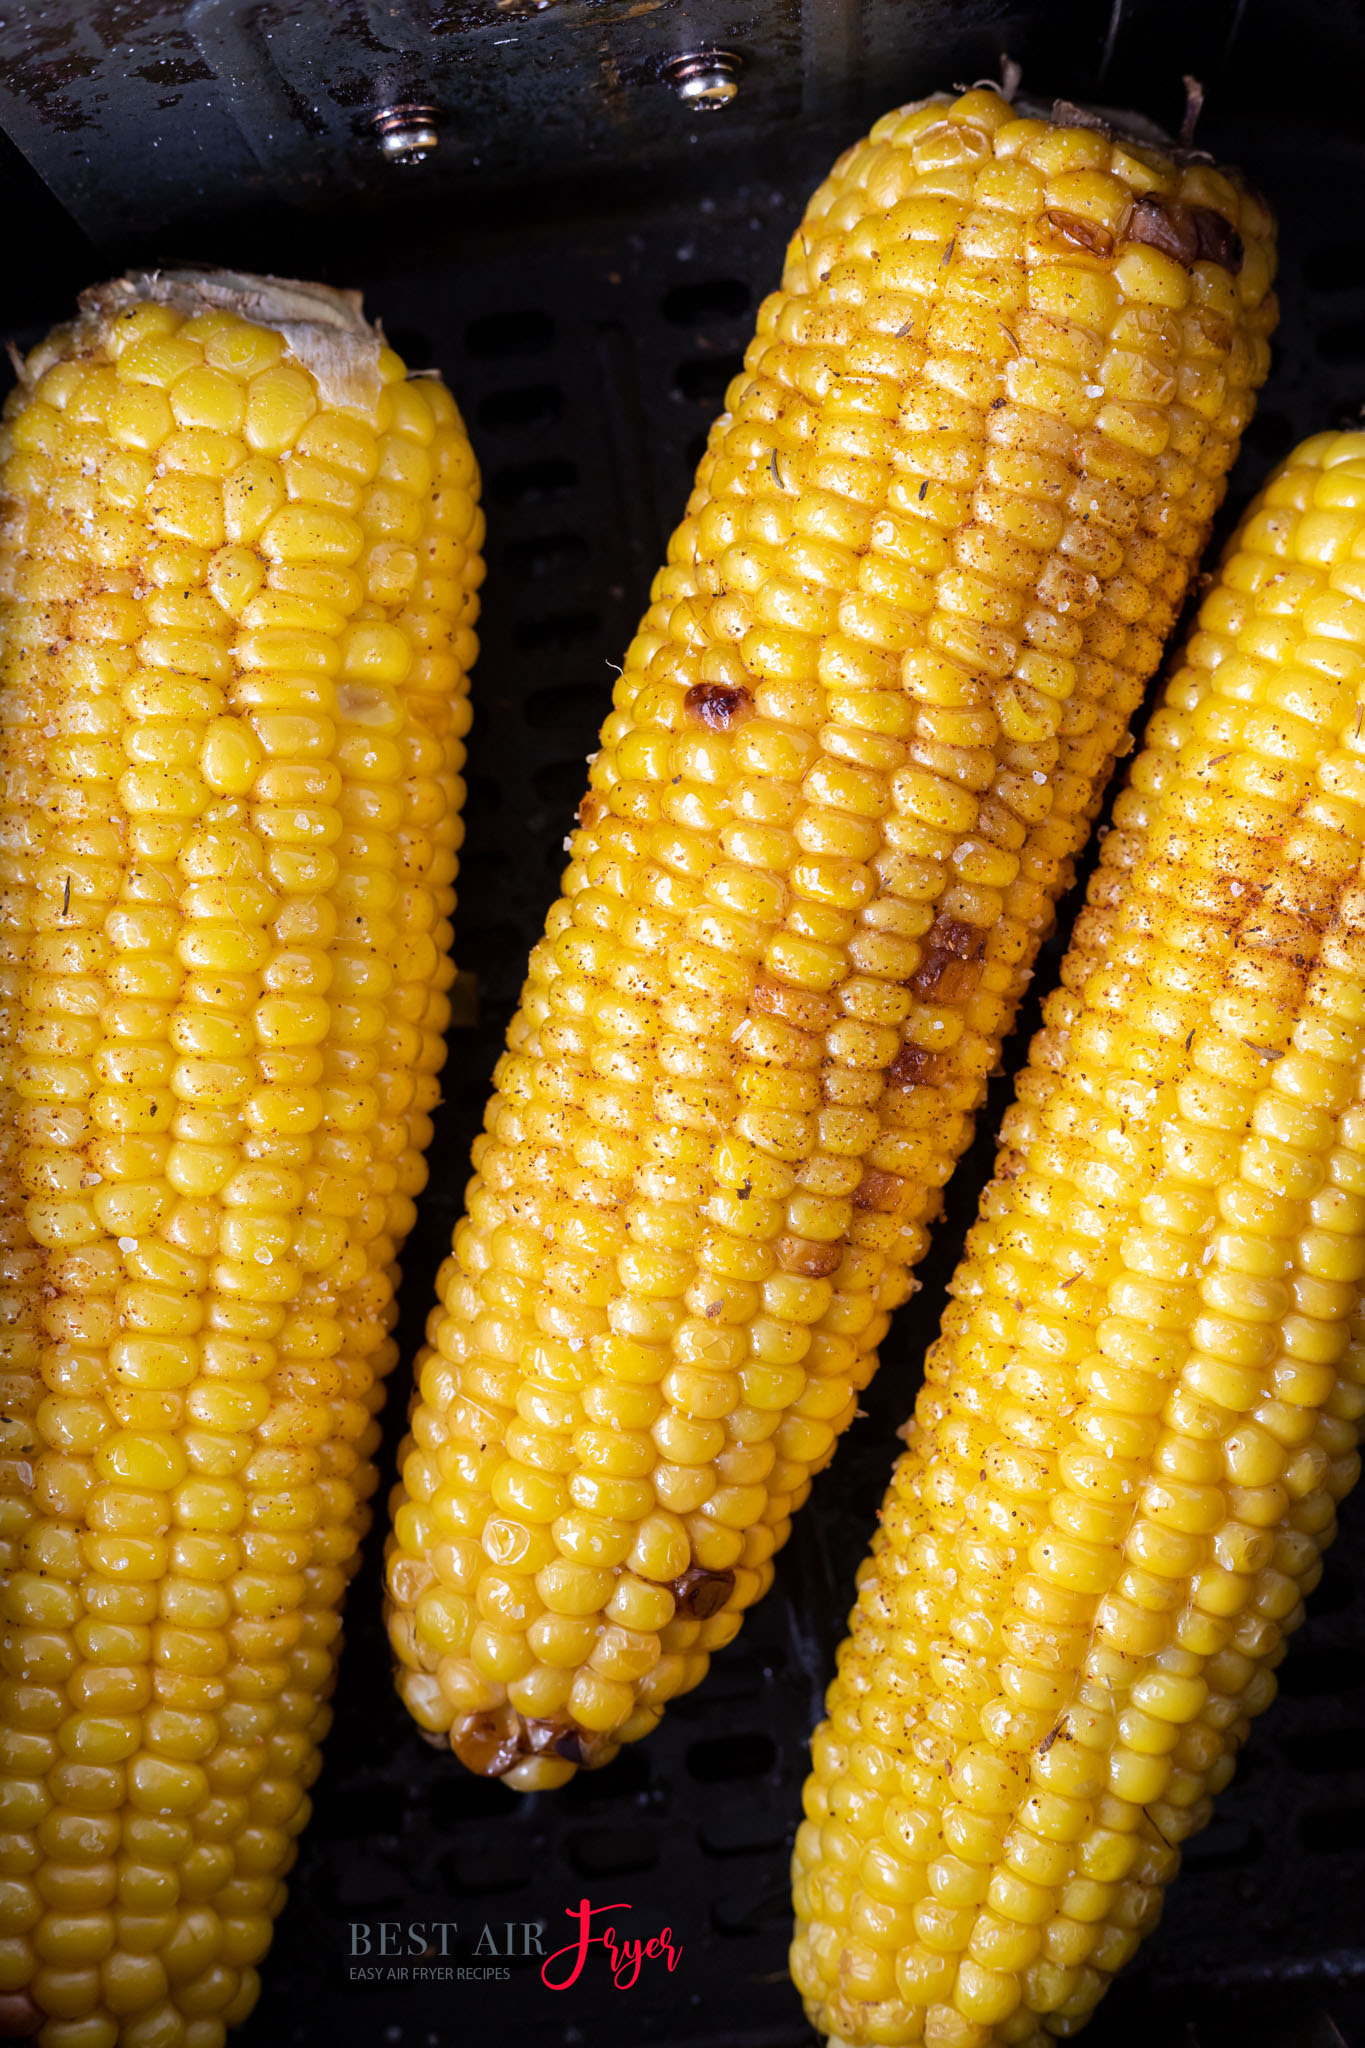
[117,1236,136,1252]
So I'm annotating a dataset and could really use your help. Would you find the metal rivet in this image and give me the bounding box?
[666,50,742,109]
[373,104,441,164]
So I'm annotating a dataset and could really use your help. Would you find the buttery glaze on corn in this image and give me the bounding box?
[792,429,1365,2048]
[0,273,480,2047]
[385,87,1276,1787]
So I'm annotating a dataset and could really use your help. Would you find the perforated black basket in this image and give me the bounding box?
[4,3,1365,2045]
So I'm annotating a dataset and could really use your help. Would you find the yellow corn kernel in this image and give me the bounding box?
[793,429,1365,2048]
[0,265,480,2044]
[384,84,1276,1789]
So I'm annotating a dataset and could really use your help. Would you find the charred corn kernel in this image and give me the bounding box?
[793,428,1365,2048]
[0,268,480,2043]
[385,87,1276,1786]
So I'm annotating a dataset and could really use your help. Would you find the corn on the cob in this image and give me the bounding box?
[792,425,1365,2048]
[0,270,481,2047]
[385,86,1276,1788]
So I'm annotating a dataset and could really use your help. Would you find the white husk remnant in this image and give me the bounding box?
[45,266,385,413]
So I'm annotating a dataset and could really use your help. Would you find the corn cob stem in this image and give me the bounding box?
[0,271,481,2046]
[385,88,1276,1787]
[792,428,1365,2048]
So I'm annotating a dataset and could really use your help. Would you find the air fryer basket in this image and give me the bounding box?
[4,3,1365,2045]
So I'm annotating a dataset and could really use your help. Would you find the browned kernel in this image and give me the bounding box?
[1192,205,1245,271]
[578,792,605,828]
[777,1235,844,1278]
[913,954,984,1002]
[888,1043,944,1088]
[449,1706,527,1779]
[0,1994,40,2041]
[1126,196,1200,264]
[1126,195,1244,272]
[451,1706,604,1773]
[751,979,836,1029]
[671,1564,737,1619]
[684,680,754,728]
[520,1716,573,1754]
[1045,208,1115,258]
[853,1169,905,1212]
[909,915,987,999]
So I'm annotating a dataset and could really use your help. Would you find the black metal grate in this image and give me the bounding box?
[4,15,1365,2047]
